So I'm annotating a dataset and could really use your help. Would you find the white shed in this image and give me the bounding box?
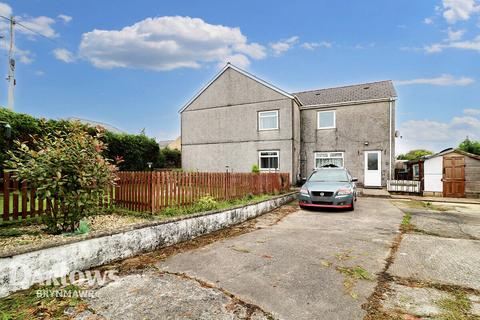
[423,155,443,196]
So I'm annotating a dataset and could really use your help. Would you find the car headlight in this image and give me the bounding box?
[336,188,352,196]
[300,186,309,196]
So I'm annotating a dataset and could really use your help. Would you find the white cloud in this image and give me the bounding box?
[58,14,72,24]
[270,36,299,56]
[447,28,465,40]
[0,2,58,39]
[425,35,480,53]
[34,70,45,76]
[442,0,480,24]
[78,16,266,71]
[424,17,434,24]
[397,110,480,154]
[395,74,474,86]
[53,48,75,63]
[16,16,58,38]
[301,41,332,50]
[464,108,480,115]
[0,2,12,17]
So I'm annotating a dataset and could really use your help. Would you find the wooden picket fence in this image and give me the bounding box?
[1,171,115,223]
[1,171,290,221]
[115,171,290,212]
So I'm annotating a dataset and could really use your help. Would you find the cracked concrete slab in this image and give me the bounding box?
[78,271,271,320]
[157,198,404,320]
[381,283,480,318]
[410,209,480,240]
[388,234,480,290]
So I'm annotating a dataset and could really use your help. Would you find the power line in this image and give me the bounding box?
[0,15,64,46]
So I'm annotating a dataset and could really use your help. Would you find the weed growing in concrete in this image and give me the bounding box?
[437,291,475,320]
[401,213,413,232]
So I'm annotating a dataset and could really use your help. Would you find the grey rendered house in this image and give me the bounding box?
[180,63,397,187]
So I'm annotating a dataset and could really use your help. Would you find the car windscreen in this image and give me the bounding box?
[309,169,349,182]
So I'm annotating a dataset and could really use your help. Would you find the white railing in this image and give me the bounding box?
[387,180,421,193]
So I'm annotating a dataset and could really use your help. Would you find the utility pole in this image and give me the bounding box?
[7,15,15,111]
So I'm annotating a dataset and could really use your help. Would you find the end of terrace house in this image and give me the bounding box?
[179,63,397,187]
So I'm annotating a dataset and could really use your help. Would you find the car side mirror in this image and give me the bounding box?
[351,178,358,182]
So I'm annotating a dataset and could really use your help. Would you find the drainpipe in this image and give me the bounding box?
[389,99,393,181]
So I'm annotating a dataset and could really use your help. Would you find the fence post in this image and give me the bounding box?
[3,171,9,221]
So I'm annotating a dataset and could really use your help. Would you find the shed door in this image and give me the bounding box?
[443,155,465,197]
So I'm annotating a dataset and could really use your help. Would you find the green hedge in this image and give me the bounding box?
[0,108,181,171]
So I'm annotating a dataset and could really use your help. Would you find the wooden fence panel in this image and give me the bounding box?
[2,171,291,220]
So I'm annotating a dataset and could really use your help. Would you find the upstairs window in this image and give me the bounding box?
[259,151,279,171]
[317,110,336,129]
[315,152,344,168]
[258,110,279,130]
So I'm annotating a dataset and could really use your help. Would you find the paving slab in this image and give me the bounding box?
[78,271,271,320]
[389,234,480,290]
[157,198,404,320]
[411,209,480,240]
[382,283,480,318]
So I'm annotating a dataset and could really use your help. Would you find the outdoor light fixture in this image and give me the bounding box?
[364,141,369,146]
[147,162,153,170]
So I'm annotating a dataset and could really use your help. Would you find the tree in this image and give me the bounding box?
[160,147,181,168]
[396,149,434,161]
[458,137,480,155]
[6,124,118,234]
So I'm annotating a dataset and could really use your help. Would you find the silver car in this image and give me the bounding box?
[298,168,357,210]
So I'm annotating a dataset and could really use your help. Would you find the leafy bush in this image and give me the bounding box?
[251,164,260,173]
[103,131,162,170]
[196,195,219,211]
[161,147,181,168]
[0,108,180,171]
[5,124,118,234]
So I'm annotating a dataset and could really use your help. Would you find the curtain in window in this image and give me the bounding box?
[316,157,343,168]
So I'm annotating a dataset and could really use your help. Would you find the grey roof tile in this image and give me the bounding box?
[293,80,397,106]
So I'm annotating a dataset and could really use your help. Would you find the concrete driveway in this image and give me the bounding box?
[79,198,404,320]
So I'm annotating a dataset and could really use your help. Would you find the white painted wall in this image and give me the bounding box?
[424,156,443,192]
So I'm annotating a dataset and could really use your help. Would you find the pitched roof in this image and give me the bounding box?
[293,80,397,106]
[179,63,294,113]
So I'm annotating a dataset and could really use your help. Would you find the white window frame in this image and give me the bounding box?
[314,151,344,168]
[412,164,420,180]
[258,150,280,171]
[258,110,279,131]
[317,110,336,129]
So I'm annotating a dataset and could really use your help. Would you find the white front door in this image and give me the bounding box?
[364,150,382,187]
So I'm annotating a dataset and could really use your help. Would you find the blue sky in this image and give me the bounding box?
[1,0,480,154]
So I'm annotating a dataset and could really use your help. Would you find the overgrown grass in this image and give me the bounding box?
[436,291,474,320]
[114,194,276,220]
[0,284,87,320]
[401,213,413,232]
[336,266,374,281]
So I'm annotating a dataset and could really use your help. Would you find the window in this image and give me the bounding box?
[317,110,335,129]
[315,152,344,168]
[412,164,419,180]
[259,151,279,171]
[258,110,279,130]
[367,153,379,170]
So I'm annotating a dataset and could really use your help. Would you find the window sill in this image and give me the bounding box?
[258,128,279,131]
